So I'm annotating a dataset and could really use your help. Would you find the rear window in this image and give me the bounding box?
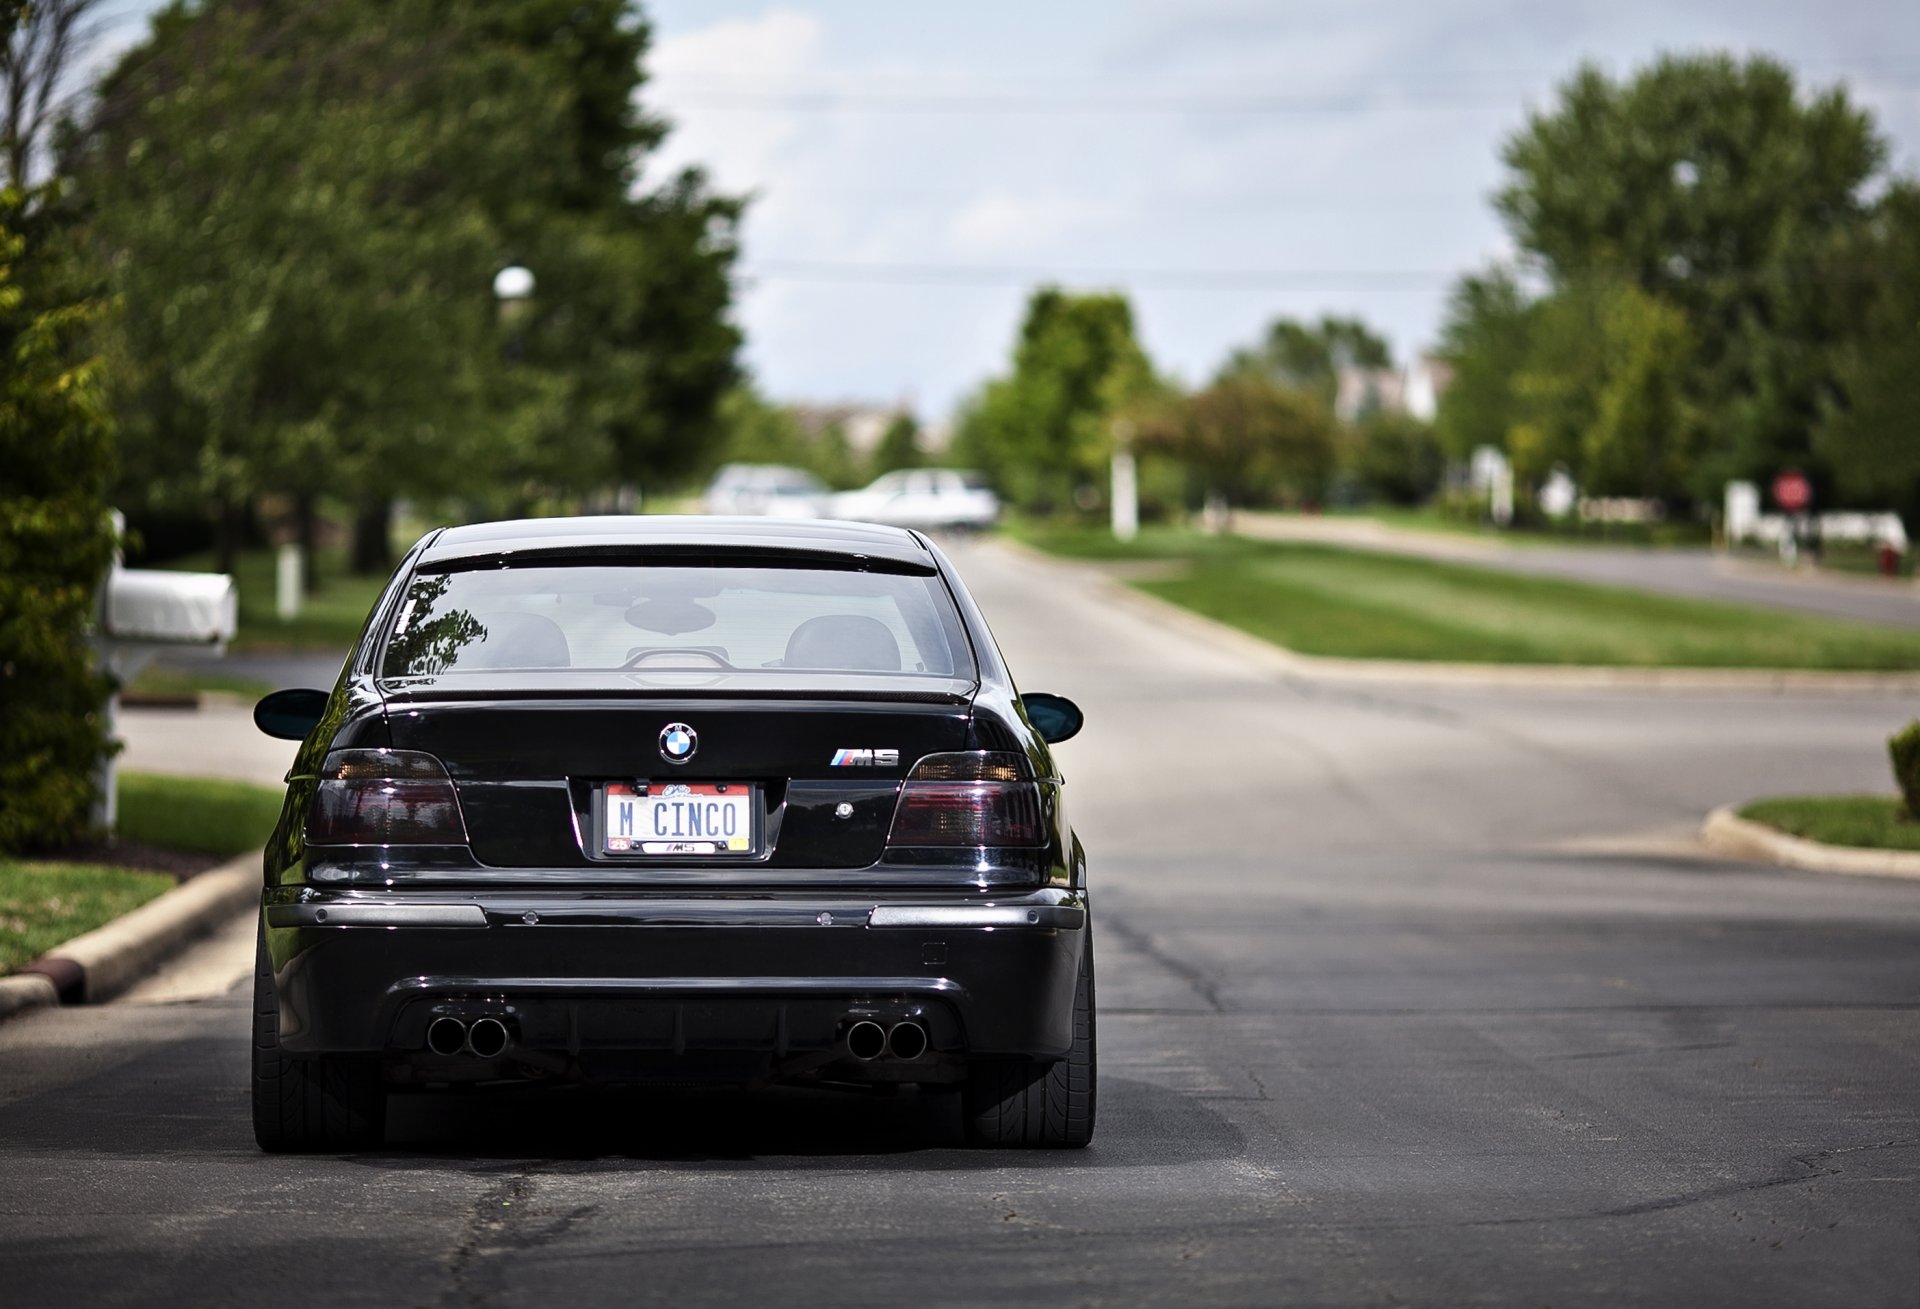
[378,562,974,691]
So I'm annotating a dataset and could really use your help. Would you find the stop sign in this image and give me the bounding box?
[1773,470,1812,514]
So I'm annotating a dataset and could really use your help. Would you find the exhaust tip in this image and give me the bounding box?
[846,1020,887,1061]
[426,1016,468,1056]
[467,1017,510,1059]
[886,1021,928,1061]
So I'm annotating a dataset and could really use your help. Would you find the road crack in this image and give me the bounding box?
[439,1166,599,1308]
[1101,912,1225,1012]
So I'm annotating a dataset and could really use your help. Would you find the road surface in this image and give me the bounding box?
[5,539,1918,1307]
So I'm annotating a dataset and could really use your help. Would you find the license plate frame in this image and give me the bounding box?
[597,781,760,858]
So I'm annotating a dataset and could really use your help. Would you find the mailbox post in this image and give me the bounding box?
[91,522,238,831]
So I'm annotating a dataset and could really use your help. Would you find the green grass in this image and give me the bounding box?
[159,548,386,654]
[1015,524,1920,669]
[0,862,175,973]
[118,772,286,858]
[122,664,274,700]
[1738,795,1920,852]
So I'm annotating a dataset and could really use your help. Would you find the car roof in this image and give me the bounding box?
[418,515,936,569]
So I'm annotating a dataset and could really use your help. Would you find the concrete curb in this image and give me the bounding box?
[7,850,261,1015]
[993,537,1920,694]
[0,973,59,1022]
[1700,806,1920,881]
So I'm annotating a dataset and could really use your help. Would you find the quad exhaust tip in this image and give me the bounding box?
[886,1021,927,1061]
[426,1015,510,1058]
[426,1016,468,1057]
[467,1017,510,1059]
[846,1020,887,1061]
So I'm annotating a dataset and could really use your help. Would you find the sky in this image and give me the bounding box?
[639,0,1920,421]
[95,1,1920,423]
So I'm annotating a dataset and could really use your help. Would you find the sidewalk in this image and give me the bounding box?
[1233,512,1920,629]
[118,698,297,789]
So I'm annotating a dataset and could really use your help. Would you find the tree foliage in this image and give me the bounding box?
[0,185,117,851]
[1224,315,1391,405]
[70,0,739,564]
[1815,183,1920,527]
[1441,52,1914,518]
[952,287,1152,512]
[1134,372,1338,508]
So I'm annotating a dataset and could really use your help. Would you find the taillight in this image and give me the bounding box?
[307,749,468,846]
[887,751,1045,848]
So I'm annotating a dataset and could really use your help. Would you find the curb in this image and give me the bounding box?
[0,974,59,1022]
[6,850,261,1017]
[992,537,1920,694]
[1700,807,1920,881]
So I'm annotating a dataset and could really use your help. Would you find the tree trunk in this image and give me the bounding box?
[349,498,393,576]
[214,498,241,575]
[293,493,319,590]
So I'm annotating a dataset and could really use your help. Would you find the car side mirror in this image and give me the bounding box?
[254,688,330,741]
[1023,692,1084,745]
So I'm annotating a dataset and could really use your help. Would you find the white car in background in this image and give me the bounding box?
[829,469,1000,531]
[703,464,831,518]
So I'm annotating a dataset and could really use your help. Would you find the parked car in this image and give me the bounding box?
[703,463,830,517]
[829,469,1000,531]
[249,515,1093,1151]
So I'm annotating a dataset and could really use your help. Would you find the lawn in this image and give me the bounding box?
[159,547,388,654]
[1738,795,1920,852]
[117,772,287,858]
[0,863,175,973]
[1015,524,1920,670]
[0,772,285,975]
[122,664,274,701]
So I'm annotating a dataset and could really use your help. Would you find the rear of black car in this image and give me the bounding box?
[252,518,1093,1151]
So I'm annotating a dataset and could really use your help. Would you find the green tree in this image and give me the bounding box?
[72,0,739,570]
[952,287,1152,512]
[1496,53,1887,490]
[870,412,923,476]
[1137,372,1338,509]
[1225,315,1391,404]
[1434,269,1532,463]
[0,186,117,851]
[1815,183,1920,525]
[1348,412,1444,507]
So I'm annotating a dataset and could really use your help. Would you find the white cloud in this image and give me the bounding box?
[948,192,1101,257]
[644,9,824,191]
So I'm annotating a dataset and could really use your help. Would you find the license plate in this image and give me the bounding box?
[603,783,754,855]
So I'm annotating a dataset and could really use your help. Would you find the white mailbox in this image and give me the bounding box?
[103,568,238,646]
[91,549,239,831]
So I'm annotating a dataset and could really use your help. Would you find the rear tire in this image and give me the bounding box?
[963,932,1096,1148]
[252,921,386,1153]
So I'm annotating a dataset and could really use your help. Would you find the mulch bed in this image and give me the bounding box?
[32,840,228,883]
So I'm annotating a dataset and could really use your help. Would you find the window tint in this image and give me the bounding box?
[380,563,971,685]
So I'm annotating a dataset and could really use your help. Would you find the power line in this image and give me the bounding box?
[741,259,1461,289]
[659,89,1522,116]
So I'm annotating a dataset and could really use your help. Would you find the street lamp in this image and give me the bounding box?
[492,264,534,359]
[492,264,535,305]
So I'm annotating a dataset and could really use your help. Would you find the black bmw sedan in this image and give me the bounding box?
[250,516,1093,1151]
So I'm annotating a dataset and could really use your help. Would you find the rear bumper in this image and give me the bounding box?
[263,886,1086,1067]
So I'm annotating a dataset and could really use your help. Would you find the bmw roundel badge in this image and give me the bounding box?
[658,722,698,764]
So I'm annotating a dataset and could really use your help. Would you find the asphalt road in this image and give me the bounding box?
[6,539,1920,1307]
[1236,511,1920,629]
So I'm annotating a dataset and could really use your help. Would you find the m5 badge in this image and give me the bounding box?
[830,748,899,767]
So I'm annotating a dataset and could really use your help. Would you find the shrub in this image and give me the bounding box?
[1889,720,1920,820]
[0,190,118,852]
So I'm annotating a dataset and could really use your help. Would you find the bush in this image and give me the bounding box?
[1889,721,1920,820]
[0,191,118,853]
